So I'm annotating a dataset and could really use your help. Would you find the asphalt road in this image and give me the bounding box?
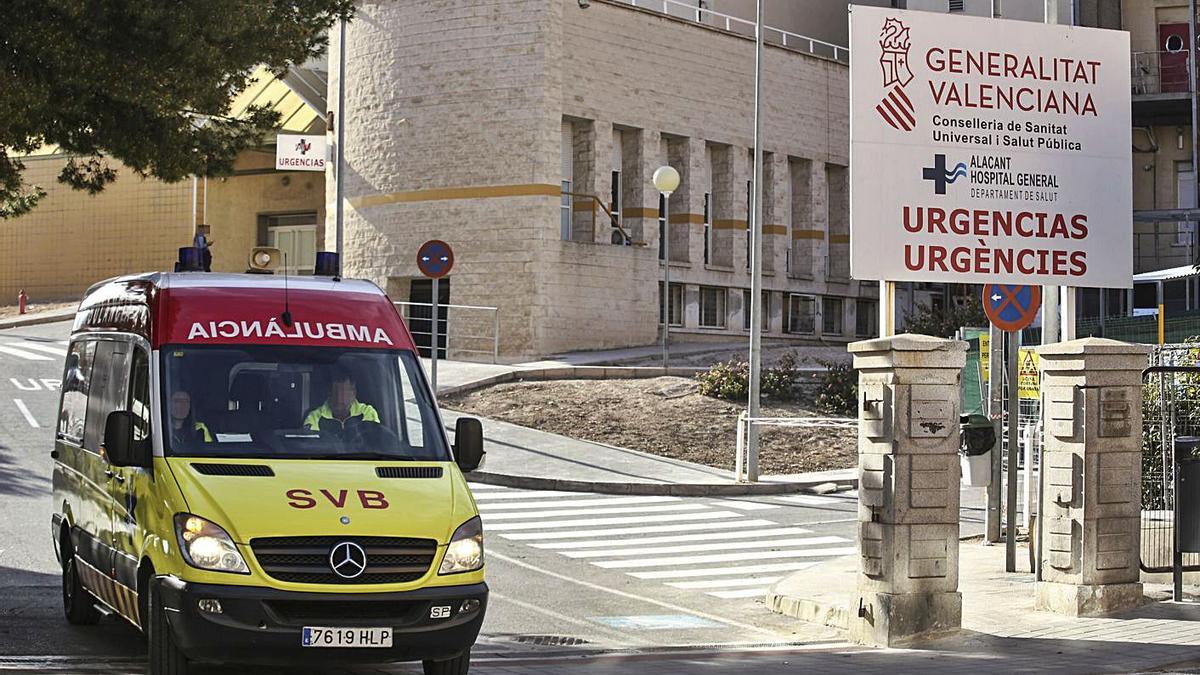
[0,321,989,674]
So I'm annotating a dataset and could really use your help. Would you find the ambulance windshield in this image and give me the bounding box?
[161,346,450,461]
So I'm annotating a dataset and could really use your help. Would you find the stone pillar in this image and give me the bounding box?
[848,334,966,647]
[1036,338,1149,616]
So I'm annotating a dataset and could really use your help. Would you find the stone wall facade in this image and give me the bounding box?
[333,0,876,358]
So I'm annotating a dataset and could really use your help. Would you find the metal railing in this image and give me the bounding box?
[733,411,856,482]
[394,301,500,364]
[1135,224,1196,274]
[617,0,847,63]
[1132,50,1193,96]
[1141,353,1200,574]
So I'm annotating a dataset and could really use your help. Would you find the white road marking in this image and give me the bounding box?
[488,589,654,646]
[485,510,744,532]
[0,345,53,361]
[561,536,843,559]
[629,561,822,580]
[707,588,770,599]
[775,494,842,506]
[668,576,784,590]
[8,341,67,356]
[13,399,39,428]
[471,490,585,501]
[487,550,784,638]
[708,501,780,511]
[594,544,855,569]
[498,518,781,541]
[531,527,814,550]
[481,503,709,520]
[475,496,680,510]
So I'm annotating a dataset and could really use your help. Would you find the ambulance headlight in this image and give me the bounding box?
[174,514,249,574]
[438,517,484,575]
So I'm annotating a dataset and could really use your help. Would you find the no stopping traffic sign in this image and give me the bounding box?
[417,240,454,279]
[982,284,1041,332]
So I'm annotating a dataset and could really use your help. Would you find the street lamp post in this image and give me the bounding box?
[653,166,681,370]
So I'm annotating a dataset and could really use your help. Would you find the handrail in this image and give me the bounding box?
[620,0,846,62]
[394,301,500,364]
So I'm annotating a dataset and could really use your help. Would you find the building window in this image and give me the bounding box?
[610,169,621,228]
[561,180,572,240]
[260,212,318,274]
[699,286,726,328]
[743,290,770,332]
[703,193,711,265]
[784,294,816,334]
[746,179,753,270]
[660,282,683,327]
[948,0,964,11]
[658,193,667,260]
[823,297,843,336]
[856,299,879,338]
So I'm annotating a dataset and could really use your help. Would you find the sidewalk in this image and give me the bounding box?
[426,356,855,496]
[0,307,75,330]
[765,539,1200,672]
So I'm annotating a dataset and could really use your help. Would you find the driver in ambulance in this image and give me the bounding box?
[303,368,381,437]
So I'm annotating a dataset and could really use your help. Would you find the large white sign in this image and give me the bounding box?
[275,134,327,172]
[849,7,1132,288]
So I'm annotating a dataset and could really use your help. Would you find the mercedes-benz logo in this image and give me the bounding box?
[329,541,367,579]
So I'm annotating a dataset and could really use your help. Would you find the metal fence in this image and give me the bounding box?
[394,302,500,364]
[1141,346,1200,573]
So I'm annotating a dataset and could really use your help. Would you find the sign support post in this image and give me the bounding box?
[1006,329,1020,572]
[986,323,1003,543]
[431,277,439,395]
[416,239,455,396]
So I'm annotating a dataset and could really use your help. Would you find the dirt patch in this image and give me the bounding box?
[0,301,76,321]
[442,376,856,475]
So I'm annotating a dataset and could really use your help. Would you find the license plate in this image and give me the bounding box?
[302,626,392,648]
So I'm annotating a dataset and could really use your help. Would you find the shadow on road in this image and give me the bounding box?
[0,442,49,498]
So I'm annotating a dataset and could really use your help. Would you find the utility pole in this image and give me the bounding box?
[746,0,766,482]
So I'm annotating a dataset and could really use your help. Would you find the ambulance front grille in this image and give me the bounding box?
[249,536,438,585]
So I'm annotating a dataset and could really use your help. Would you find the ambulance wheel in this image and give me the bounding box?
[147,583,190,675]
[62,554,101,625]
[423,649,470,675]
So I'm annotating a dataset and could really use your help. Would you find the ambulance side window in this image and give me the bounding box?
[129,348,151,444]
[58,341,96,446]
[82,342,130,454]
[397,358,426,450]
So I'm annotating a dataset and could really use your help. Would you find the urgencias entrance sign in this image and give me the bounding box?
[849,6,1132,288]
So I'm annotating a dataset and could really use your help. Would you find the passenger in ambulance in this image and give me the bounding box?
[169,390,213,448]
[303,368,381,442]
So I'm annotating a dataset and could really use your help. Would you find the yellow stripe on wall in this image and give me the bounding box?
[668,213,705,225]
[830,234,850,244]
[622,207,660,219]
[764,224,788,235]
[712,219,747,230]
[792,229,825,240]
[349,183,562,209]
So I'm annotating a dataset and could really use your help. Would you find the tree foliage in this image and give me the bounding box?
[0,0,353,217]
[902,294,988,339]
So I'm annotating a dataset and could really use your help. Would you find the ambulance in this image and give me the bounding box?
[50,249,487,675]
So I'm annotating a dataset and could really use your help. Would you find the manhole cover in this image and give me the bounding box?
[510,635,590,647]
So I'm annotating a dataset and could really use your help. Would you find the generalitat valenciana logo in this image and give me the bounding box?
[877,17,917,132]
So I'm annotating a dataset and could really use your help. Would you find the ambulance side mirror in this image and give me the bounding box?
[454,417,485,473]
[105,411,150,469]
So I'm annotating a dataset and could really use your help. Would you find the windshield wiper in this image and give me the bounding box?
[307,452,425,461]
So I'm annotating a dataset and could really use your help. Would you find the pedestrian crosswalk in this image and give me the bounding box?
[469,483,855,601]
[0,339,67,362]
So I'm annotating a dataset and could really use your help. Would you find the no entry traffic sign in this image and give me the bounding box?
[982,284,1041,332]
[417,240,454,279]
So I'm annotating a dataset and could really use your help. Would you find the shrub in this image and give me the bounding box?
[903,295,988,339]
[697,353,805,403]
[811,360,857,416]
[696,359,750,401]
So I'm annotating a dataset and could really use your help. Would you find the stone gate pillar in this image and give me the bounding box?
[1036,338,1149,616]
[848,334,967,647]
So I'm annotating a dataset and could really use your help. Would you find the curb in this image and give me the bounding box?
[467,470,858,496]
[764,583,851,630]
[439,365,706,398]
[0,311,75,330]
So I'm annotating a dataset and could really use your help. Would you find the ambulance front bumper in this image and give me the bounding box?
[156,576,487,665]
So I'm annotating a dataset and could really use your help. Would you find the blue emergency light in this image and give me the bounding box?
[314,252,340,277]
[176,246,205,272]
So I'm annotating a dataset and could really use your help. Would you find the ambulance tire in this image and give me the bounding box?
[61,554,101,625]
[147,583,190,675]
[422,649,470,675]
